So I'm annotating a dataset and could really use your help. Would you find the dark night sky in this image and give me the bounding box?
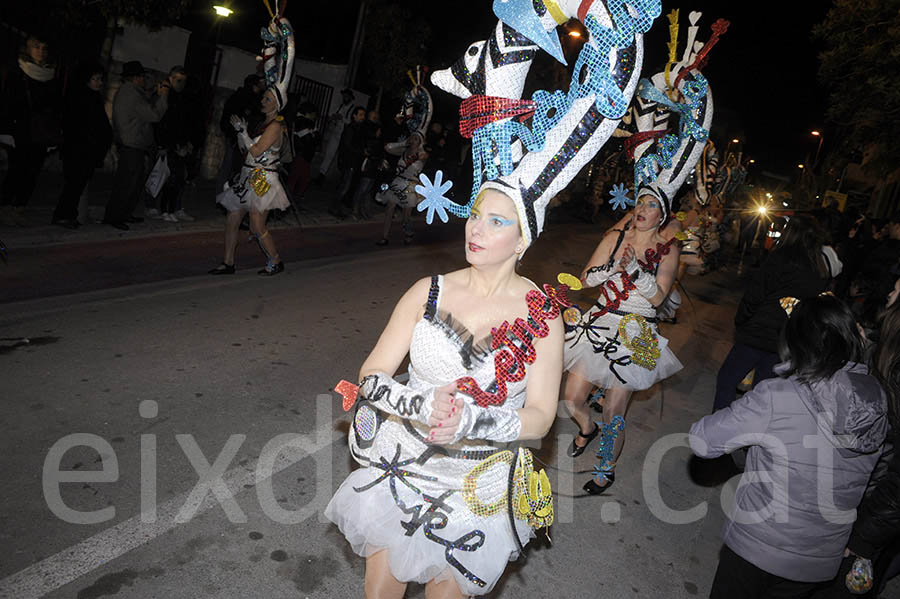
[193,0,829,175]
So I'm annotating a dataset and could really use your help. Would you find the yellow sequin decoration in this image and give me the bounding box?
[563,306,582,326]
[674,230,689,241]
[514,448,553,528]
[618,313,661,370]
[462,449,554,529]
[462,451,514,518]
[249,168,271,197]
[780,297,800,316]
[557,272,583,291]
[675,211,688,222]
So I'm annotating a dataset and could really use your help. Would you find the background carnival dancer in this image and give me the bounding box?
[560,7,724,495]
[326,187,564,597]
[691,294,888,599]
[562,185,682,495]
[209,15,294,277]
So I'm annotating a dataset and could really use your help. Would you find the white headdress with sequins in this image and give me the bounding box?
[418,0,664,248]
[258,16,295,112]
[630,10,727,223]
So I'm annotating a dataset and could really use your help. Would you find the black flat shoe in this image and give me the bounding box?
[583,472,615,495]
[103,220,129,231]
[567,422,600,458]
[258,261,284,276]
[375,238,389,246]
[208,262,235,275]
[52,219,79,230]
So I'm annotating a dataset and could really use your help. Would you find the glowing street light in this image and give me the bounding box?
[811,130,821,137]
[757,205,768,215]
[798,163,805,169]
[213,5,233,16]
[732,138,740,144]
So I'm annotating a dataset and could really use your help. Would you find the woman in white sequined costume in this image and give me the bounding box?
[326,189,563,597]
[209,89,289,276]
[562,187,682,495]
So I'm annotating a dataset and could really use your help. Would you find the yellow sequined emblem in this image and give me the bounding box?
[461,449,554,529]
[618,313,661,370]
[249,168,271,197]
[513,448,554,528]
[462,451,514,518]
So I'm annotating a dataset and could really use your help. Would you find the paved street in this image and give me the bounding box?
[2,220,895,599]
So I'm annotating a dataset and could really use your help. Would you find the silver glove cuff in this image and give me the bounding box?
[359,372,433,425]
[452,403,522,444]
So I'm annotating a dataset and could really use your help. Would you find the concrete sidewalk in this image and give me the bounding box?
[0,166,382,249]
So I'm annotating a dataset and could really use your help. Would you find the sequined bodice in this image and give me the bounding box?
[407,275,528,411]
[245,133,283,169]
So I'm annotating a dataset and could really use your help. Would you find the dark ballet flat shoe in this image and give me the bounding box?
[583,472,615,495]
[208,262,235,275]
[257,262,284,276]
[567,422,600,458]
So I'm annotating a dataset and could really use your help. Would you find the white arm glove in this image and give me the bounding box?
[448,402,522,444]
[359,372,434,425]
[231,116,253,152]
[620,254,659,299]
[583,265,614,288]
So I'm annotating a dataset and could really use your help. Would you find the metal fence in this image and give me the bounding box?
[290,75,333,134]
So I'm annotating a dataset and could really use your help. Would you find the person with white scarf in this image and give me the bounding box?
[0,34,62,226]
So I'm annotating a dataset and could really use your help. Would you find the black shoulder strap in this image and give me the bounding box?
[424,275,440,320]
[606,228,627,268]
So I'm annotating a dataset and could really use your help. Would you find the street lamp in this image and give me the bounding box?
[798,164,805,169]
[810,130,824,167]
[213,5,233,16]
[732,138,740,144]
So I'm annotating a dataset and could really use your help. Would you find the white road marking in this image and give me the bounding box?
[0,425,343,599]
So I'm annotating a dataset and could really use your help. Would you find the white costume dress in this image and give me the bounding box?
[564,230,683,390]
[326,275,544,595]
[216,131,289,214]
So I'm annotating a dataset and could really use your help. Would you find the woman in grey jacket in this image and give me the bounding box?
[690,294,889,598]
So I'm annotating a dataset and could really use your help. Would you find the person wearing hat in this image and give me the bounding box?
[102,60,168,230]
[314,87,355,184]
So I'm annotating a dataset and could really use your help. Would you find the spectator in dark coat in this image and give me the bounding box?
[349,111,383,219]
[285,101,319,203]
[0,33,63,226]
[328,106,365,218]
[153,65,192,222]
[712,215,830,411]
[51,63,112,228]
[216,74,264,193]
[819,290,900,598]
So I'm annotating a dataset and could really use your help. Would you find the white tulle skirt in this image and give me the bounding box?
[564,310,683,390]
[325,466,534,595]
[216,166,289,213]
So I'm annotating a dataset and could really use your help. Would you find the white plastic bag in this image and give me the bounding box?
[144,154,170,198]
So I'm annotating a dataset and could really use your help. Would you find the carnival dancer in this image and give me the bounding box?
[209,15,294,276]
[327,186,564,596]
[562,185,682,494]
[562,9,726,494]
[327,0,665,593]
